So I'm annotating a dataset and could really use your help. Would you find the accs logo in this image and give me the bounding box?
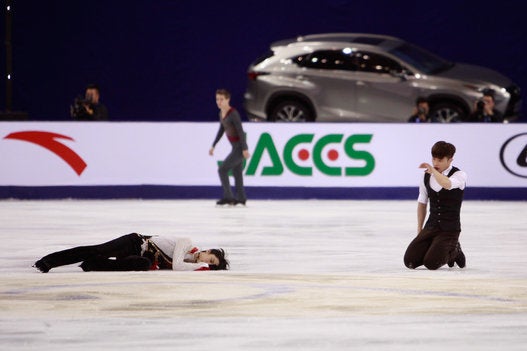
[245,133,375,176]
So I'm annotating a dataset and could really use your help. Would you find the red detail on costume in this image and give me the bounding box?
[189,247,199,254]
[225,107,235,117]
[4,131,87,175]
[195,266,210,271]
[149,262,159,270]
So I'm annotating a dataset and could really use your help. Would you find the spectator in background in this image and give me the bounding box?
[407,96,437,123]
[70,84,109,121]
[467,90,503,123]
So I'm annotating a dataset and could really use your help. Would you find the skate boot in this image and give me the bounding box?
[216,198,235,206]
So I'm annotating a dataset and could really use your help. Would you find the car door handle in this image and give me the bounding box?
[356,81,365,86]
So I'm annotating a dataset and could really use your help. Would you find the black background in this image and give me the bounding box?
[1,0,525,122]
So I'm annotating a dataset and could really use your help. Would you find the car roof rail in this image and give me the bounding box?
[298,33,400,44]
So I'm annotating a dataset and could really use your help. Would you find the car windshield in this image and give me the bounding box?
[389,43,454,74]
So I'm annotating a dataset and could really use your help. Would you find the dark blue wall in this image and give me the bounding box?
[2,0,526,122]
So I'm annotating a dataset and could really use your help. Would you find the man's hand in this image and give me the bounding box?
[419,162,434,174]
[83,103,94,115]
[243,150,250,159]
[419,162,452,189]
[484,104,494,115]
[209,147,214,156]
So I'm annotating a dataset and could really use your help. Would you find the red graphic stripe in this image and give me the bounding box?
[4,131,87,176]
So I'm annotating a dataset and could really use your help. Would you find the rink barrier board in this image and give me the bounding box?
[1,185,526,200]
[1,122,526,200]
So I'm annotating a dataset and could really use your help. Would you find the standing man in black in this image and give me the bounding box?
[71,83,109,121]
[404,141,467,270]
[209,89,250,205]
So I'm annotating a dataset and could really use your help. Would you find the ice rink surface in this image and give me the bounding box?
[1,199,526,350]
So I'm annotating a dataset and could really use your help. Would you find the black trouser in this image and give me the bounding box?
[218,141,246,201]
[403,227,460,270]
[40,233,150,271]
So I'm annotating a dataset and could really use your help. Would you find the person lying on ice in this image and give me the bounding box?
[33,233,229,272]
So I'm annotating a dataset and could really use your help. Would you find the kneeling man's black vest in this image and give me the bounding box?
[424,166,464,231]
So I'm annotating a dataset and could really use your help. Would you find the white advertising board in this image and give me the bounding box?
[1,122,526,188]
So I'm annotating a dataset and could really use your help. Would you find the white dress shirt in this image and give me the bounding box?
[417,166,467,204]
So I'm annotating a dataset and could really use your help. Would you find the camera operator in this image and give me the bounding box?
[70,84,108,121]
[407,96,438,123]
[467,90,503,123]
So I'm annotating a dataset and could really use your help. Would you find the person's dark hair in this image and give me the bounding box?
[431,141,456,159]
[216,89,231,100]
[208,248,229,270]
[482,89,496,102]
[415,96,428,105]
[86,83,100,94]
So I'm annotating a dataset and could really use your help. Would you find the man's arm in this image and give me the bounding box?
[94,104,108,120]
[417,202,427,233]
[209,124,225,156]
[492,110,504,123]
[419,163,452,189]
[171,238,209,271]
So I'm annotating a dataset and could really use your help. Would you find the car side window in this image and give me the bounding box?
[352,51,403,74]
[251,50,275,66]
[293,50,357,71]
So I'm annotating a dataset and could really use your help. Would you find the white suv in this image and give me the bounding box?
[244,33,521,122]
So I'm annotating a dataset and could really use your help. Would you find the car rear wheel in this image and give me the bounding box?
[269,101,314,122]
[430,103,466,123]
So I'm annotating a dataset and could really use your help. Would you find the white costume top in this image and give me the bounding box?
[418,165,467,204]
[145,237,209,271]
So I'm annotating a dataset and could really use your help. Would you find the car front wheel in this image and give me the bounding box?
[269,101,314,122]
[430,103,466,123]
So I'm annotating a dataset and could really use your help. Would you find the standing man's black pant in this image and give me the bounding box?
[404,228,460,270]
[39,233,150,271]
[218,141,246,202]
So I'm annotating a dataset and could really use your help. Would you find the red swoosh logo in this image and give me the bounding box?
[4,131,87,175]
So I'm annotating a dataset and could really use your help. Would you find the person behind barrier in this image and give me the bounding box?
[70,83,109,121]
[407,96,437,123]
[404,141,467,270]
[33,233,229,272]
[467,90,503,123]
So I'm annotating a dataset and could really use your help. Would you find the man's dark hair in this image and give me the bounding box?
[216,89,231,100]
[431,141,456,159]
[209,248,229,270]
[86,83,100,94]
[482,89,496,102]
[415,96,428,105]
